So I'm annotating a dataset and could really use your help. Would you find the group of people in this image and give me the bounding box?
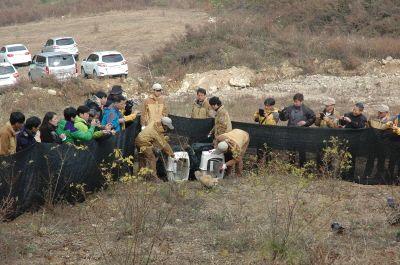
[1,84,398,181]
[252,93,400,133]
[0,85,138,154]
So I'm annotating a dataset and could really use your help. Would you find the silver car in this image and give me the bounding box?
[42,37,79,60]
[28,52,78,82]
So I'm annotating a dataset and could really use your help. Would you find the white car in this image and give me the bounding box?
[81,51,128,78]
[0,44,31,66]
[0,62,19,88]
[42,37,79,60]
[29,52,78,82]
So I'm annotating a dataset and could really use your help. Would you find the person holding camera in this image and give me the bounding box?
[315,97,340,128]
[279,93,316,127]
[253,97,279,126]
[339,102,367,129]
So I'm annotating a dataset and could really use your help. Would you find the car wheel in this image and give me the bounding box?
[28,73,33,82]
[81,67,88,78]
[93,70,99,79]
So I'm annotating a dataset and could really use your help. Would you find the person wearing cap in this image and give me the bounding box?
[208,96,232,138]
[135,117,175,181]
[253,97,279,126]
[315,97,340,128]
[191,87,212,119]
[214,129,250,177]
[106,85,139,125]
[141,83,168,128]
[369,104,396,130]
[339,103,367,129]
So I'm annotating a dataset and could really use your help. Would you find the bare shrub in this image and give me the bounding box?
[320,137,353,180]
[88,149,175,264]
[248,155,340,264]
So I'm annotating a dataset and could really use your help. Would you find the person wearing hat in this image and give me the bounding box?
[135,117,175,181]
[141,83,168,128]
[214,129,250,177]
[315,97,340,128]
[253,97,279,126]
[208,96,232,138]
[105,85,139,126]
[339,102,367,129]
[368,104,396,130]
[191,87,212,119]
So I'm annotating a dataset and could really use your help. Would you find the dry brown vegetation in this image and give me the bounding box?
[0,0,206,26]
[142,0,400,80]
[1,154,399,264]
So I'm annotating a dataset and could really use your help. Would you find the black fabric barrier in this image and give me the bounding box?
[170,115,400,185]
[2,115,400,219]
[0,118,140,220]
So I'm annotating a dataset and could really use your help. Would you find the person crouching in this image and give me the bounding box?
[135,117,175,182]
[214,129,249,177]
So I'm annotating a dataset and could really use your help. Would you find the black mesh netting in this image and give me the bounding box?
[0,117,140,220]
[1,115,399,219]
[169,115,400,185]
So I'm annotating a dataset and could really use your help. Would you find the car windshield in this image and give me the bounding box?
[8,45,27,52]
[56,38,75,46]
[0,66,15,75]
[48,55,75,67]
[102,54,123,63]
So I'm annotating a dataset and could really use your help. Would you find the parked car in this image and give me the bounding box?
[42,37,79,60]
[28,52,78,82]
[0,62,19,88]
[0,44,31,66]
[81,51,128,79]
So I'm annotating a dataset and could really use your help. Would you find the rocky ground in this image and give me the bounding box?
[171,57,400,119]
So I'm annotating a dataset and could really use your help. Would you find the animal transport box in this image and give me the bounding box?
[199,149,225,179]
[166,151,190,181]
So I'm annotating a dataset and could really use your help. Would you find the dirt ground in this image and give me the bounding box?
[1,171,399,265]
[0,8,207,76]
[0,7,400,265]
[0,8,207,124]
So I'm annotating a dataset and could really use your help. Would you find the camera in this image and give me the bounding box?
[125,99,140,116]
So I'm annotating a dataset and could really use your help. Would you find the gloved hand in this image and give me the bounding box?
[220,164,227,171]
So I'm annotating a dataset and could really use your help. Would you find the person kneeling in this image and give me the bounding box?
[214,129,249,177]
[135,117,175,182]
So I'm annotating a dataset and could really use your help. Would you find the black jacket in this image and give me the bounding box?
[85,98,103,120]
[16,127,37,152]
[341,112,367,129]
[279,105,316,127]
[40,124,63,144]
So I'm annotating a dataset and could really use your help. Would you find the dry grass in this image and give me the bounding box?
[0,8,207,124]
[1,157,399,264]
[142,2,400,80]
[0,0,206,27]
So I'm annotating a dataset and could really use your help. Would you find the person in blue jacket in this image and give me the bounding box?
[102,94,126,133]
